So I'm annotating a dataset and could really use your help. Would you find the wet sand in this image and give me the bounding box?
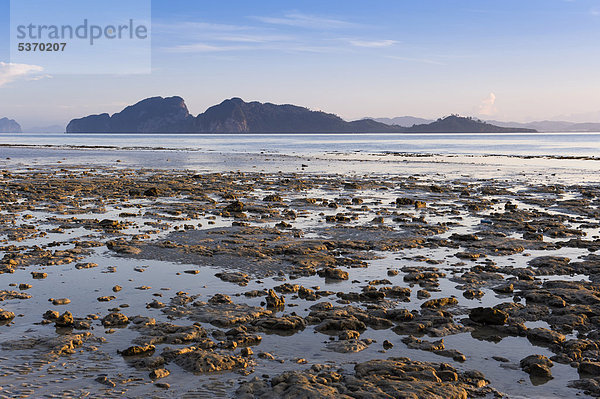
[1,148,600,398]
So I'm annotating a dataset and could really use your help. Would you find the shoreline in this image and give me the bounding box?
[0,141,599,160]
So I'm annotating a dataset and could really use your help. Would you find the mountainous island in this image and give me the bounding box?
[66,96,537,134]
[404,115,538,133]
[376,116,600,132]
[486,119,600,133]
[0,117,22,133]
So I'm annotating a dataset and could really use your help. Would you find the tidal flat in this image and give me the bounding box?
[1,151,600,398]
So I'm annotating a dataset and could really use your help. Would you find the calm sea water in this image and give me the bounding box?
[1,132,600,157]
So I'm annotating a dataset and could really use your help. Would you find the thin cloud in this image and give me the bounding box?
[154,22,250,34]
[253,13,356,29]
[0,62,47,87]
[156,20,298,52]
[165,43,255,53]
[165,41,346,54]
[349,39,397,48]
[28,74,52,82]
[158,14,390,54]
[154,21,267,44]
[215,34,294,43]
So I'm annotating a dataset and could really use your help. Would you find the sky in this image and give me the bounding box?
[1,0,600,129]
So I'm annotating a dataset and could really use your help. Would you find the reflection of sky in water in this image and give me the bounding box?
[1,132,600,156]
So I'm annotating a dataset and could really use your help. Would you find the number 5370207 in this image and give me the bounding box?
[17,42,67,51]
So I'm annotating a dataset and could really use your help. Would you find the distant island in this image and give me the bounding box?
[376,116,600,132]
[0,117,22,133]
[485,119,600,133]
[66,96,537,134]
[372,116,434,127]
[405,115,538,133]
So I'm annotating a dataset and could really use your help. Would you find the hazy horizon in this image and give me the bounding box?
[1,0,600,128]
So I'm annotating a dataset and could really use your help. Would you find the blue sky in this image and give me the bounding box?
[1,0,600,128]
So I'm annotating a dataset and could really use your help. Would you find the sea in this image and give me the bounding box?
[0,132,599,157]
[1,133,599,185]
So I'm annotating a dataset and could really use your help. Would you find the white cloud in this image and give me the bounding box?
[478,92,498,116]
[0,62,47,87]
[349,40,397,48]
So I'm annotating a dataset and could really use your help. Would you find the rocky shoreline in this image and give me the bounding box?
[1,163,599,397]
